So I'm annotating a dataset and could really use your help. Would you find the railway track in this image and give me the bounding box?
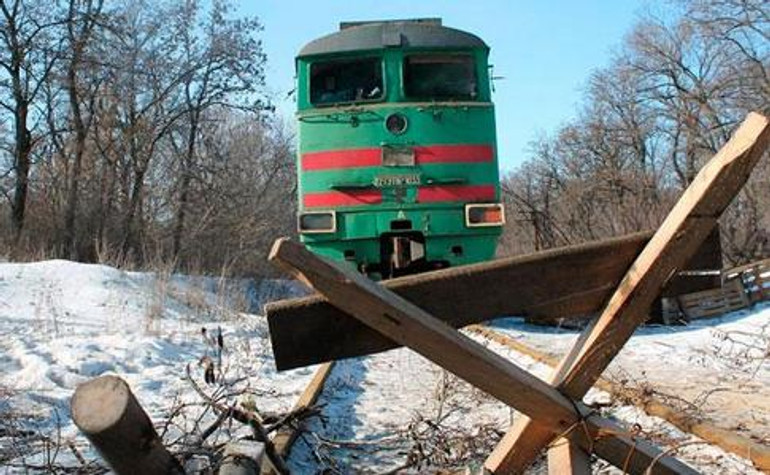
[274,324,769,473]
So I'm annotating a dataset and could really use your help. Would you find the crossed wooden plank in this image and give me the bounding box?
[485,111,770,473]
[269,238,697,474]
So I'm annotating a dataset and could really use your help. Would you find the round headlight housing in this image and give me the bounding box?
[385,113,408,135]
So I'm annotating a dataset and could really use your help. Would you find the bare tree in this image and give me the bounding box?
[499,2,770,264]
[168,0,268,261]
[98,0,192,260]
[59,0,103,258]
[0,0,63,244]
[685,0,770,114]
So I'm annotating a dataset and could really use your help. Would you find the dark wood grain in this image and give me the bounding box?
[267,228,723,370]
[267,231,652,370]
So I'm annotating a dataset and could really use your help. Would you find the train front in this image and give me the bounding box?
[295,19,504,279]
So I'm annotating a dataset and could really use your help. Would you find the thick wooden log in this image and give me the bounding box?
[269,238,697,475]
[485,112,770,473]
[71,375,183,474]
[267,231,652,370]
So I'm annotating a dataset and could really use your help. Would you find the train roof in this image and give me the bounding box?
[297,18,488,58]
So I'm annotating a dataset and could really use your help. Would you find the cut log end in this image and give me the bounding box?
[71,375,182,475]
[71,375,131,435]
[268,238,314,289]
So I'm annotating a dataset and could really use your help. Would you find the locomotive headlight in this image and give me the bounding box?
[298,211,337,233]
[465,203,505,227]
[385,113,408,135]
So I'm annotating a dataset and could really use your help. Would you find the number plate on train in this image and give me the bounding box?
[374,174,421,187]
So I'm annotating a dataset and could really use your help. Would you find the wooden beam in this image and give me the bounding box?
[267,361,335,470]
[269,238,697,475]
[268,231,652,370]
[71,375,183,474]
[548,439,591,475]
[268,227,722,371]
[485,112,770,474]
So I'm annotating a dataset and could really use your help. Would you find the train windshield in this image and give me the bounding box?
[310,57,384,106]
[403,54,477,100]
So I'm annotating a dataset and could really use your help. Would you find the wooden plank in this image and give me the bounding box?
[267,231,654,370]
[485,112,770,473]
[269,362,335,464]
[548,439,591,475]
[269,238,697,475]
[71,375,183,474]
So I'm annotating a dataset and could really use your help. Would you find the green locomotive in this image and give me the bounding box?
[295,18,504,278]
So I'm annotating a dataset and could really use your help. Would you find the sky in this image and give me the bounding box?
[240,1,650,172]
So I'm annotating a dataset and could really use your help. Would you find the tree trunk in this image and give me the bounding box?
[122,165,146,261]
[172,111,199,260]
[71,375,183,474]
[64,55,86,259]
[11,100,31,243]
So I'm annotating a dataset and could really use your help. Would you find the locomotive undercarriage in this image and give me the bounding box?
[359,231,450,279]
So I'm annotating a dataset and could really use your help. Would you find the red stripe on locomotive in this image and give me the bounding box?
[301,144,493,170]
[414,144,493,164]
[417,185,496,203]
[303,190,383,208]
[301,148,381,171]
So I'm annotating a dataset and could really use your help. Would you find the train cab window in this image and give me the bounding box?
[403,54,477,100]
[310,57,384,106]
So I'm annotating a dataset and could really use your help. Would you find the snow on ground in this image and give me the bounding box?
[287,328,762,474]
[489,306,770,446]
[1,259,767,474]
[0,260,312,472]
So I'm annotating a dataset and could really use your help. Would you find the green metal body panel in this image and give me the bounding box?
[295,26,502,275]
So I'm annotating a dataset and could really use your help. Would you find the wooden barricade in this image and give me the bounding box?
[485,111,770,475]
[269,238,697,475]
[267,111,770,475]
[266,231,728,370]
